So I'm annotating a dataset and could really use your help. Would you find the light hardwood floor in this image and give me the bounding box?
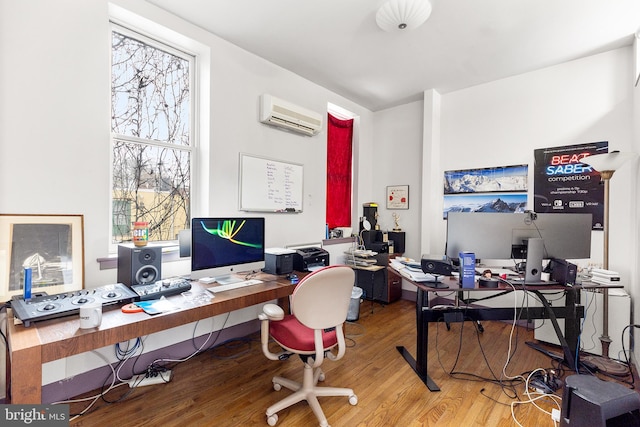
[67,297,634,427]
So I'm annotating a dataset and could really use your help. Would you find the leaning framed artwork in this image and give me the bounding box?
[387,185,409,209]
[0,214,84,301]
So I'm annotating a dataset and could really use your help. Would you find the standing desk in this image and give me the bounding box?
[393,268,617,392]
[6,275,295,404]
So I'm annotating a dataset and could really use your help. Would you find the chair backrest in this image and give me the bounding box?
[290,265,355,330]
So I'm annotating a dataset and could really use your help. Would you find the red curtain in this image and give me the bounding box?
[326,113,353,229]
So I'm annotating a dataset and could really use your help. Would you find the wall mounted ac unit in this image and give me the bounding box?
[259,94,322,136]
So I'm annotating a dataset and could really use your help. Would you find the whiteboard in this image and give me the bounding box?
[239,154,303,212]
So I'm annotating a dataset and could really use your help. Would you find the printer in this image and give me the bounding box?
[292,247,330,272]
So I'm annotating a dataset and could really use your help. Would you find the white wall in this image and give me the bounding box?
[371,100,424,259]
[416,47,639,359]
[435,48,636,273]
[0,0,375,397]
[372,48,638,307]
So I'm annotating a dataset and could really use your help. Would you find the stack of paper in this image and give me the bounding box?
[344,248,378,267]
[590,268,621,285]
[390,259,440,283]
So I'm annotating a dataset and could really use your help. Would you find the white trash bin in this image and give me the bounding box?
[346,287,363,321]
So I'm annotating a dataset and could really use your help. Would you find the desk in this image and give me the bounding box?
[6,274,295,404]
[393,269,618,392]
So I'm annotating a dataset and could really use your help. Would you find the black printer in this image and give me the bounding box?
[292,247,330,272]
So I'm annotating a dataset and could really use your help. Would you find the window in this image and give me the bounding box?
[110,25,194,244]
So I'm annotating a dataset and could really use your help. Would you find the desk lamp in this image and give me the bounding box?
[581,150,637,362]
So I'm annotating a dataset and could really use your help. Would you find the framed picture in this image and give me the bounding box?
[387,185,409,210]
[0,214,84,301]
[444,164,528,194]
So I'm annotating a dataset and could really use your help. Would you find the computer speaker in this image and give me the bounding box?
[117,244,161,286]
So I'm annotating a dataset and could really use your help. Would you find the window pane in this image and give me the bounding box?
[112,31,190,146]
[112,139,191,243]
[112,199,132,241]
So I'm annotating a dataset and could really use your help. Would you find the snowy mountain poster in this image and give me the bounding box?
[443,164,528,218]
[533,142,607,229]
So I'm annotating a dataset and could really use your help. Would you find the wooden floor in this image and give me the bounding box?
[68,298,635,427]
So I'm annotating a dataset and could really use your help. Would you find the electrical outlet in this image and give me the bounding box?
[129,369,172,387]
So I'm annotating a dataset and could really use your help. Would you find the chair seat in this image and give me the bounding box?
[270,314,337,353]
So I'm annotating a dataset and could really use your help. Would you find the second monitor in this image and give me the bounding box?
[445,212,592,283]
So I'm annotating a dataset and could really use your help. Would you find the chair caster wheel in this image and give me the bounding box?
[267,414,278,426]
[273,382,281,391]
[349,394,358,405]
[318,372,325,382]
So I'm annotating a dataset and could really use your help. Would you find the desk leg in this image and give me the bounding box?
[564,288,580,370]
[531,289,580,372]
[8,344,42,403]
[396,288,440,391]
[7,318,43,404]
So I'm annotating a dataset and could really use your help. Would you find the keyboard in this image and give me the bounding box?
[206,279,263,293]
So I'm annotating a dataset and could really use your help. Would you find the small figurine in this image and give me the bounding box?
[392,212,402,231]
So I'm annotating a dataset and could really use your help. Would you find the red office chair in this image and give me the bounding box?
[259,265,358,427]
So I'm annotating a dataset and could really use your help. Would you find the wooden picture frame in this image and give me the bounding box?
[0,214,84,301]
[387,185,409,210]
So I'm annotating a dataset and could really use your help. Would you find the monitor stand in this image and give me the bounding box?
[422,279,449,289]
[511,238,554,285]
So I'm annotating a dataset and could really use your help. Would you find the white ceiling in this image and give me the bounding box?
[145,0,640,111]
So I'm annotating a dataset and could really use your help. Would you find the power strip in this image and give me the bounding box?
[129,370,173,388]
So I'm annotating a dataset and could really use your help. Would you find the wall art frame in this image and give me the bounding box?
[387,185,409,210]
[0,214,84,301]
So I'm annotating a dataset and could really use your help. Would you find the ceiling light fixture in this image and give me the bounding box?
[376,0,432,32]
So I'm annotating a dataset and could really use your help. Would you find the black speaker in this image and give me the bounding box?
[548,258,577,286]
[560,375,640,427]
[117,244,162,286]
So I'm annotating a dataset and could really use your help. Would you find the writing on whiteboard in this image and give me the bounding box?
[240,154,303,212]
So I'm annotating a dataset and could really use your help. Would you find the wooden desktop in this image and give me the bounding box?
[5,274,296,404]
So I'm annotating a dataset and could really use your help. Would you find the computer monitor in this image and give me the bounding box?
[445,212,592,282]
[190,217,265,284]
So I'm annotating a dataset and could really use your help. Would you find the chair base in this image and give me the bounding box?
[266,363,357,427]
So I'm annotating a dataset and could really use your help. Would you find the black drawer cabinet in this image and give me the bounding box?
[354,266,394,303]
[386,267,402,303]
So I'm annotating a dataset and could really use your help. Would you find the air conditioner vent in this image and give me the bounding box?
[259,94,322,136]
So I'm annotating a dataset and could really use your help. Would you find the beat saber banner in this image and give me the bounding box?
[534,141,608,229]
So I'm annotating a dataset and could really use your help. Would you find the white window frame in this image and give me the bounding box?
[107,6,210,254]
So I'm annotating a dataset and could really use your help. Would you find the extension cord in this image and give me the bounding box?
[129,369,173,387]
[529,376,561,394]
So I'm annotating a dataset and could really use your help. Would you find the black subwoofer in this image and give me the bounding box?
[117,244,161,286]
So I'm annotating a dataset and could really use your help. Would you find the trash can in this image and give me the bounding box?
[347,287,363,321]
